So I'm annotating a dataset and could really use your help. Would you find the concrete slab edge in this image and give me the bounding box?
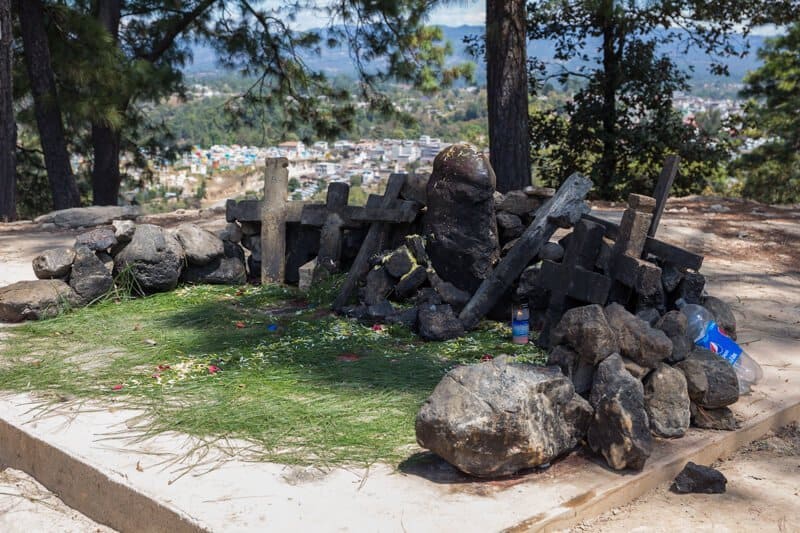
[507,399,800,533]
[0,416,211,533]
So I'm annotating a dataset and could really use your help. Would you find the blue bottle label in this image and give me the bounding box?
[511,320,529,337]
[697,321,743,365]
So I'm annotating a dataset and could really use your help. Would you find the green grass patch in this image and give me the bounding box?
[0,283,546,466]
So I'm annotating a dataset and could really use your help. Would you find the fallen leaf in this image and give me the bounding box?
[158,364,171,371]
[133,324,141,331]
[236,321,246,329]
[136,461,144,472]
[481,354,494,362]
[208,365,220,374]
[112,384,124,391]
[337,353,360,362]
[235,289,244,296]
[144,339,157,346]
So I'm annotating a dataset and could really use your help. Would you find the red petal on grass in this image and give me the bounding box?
[235,321,246,329]
[157,364,171,371]
[371,324,383,331]
[336,353,361,362]
[481,354,494,362]
[112,384,124,391]
[208,365,220,374]
[152,373,160,379]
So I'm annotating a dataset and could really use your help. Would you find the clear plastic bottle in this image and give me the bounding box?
[677,299,763,394]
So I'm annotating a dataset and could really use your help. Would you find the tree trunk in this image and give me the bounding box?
[597,1,619,198]
[486,0,531,193]
[17,0,81,210]
[91,0,123,206]
[0,0,15,221]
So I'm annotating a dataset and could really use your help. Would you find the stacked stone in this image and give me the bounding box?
[0,222,246,322]
[547,302,740,471]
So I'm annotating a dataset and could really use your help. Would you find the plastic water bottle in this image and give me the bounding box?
[677,299,763,394]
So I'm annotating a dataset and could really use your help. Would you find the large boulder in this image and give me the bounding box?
[423,144,500,293]
[35,206,140,229]
[604,303,672,368]
[587,354,653,471]
[643,363,691,438]
[416,357,590,477]
[364,266,394,306]
[551,304,618,365]
[675,348,739,408]
[672,462,727,494]
[547,345,595,395]
[173,223,225,266]
[69,246,114,305]
[32,248,75,280]
[0,280,75,322]
[114,224,185,294]
[690,403,738,431]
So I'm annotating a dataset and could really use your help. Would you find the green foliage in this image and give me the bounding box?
[734,23,800,203]
[0,284,545,465]
[526,0,755,199]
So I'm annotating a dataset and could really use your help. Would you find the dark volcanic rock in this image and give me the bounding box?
[218,222,243,244]
[114,224,185,294]
[174,223,225,266]
[386,306,419,329]
[413,287,443,306]
[644,363,691,438]
[395,265,428,299]
[636,308,662,327]
[367,300,397,321]
[676,348,739,408]
[496,190,539,218]
[427,269,471,311]
[416,356,588,477]
[69,246,114,305]
[604,303,672,368]
[547,345,595,395]
[423,144,500,293]
[405,235,429,266]
[364,266,394,306]
[587,354,653,471]
[551,304,618,365]
[674,272,705,305]
[496,211,524,242]
[703,296,737,340]
[32,248,75,280]
[621,357,651,381]
[112,219,136,244]
[690,403,738,431]
[672,462,727,494]
[183,256,246,285]
[539,242,565,262]
[383,246,414,278]
[0,280,75,322]
[418,304,465,341]
[661,264,684,293]
[655,311,691,364]
[75,227,117,252]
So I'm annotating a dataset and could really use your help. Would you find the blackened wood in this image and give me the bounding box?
[459,173,592,329]
[333,174,406,310]
[649,155,681,238]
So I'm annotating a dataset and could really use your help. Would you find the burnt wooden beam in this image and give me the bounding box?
[650,155,680,238]
[333,174,407,310]
[459,173,593,330]
[582,213,703,271]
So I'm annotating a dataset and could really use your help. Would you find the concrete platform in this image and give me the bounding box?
[0,210,798,532]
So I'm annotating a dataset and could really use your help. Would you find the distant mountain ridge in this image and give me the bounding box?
[185,25,767,86]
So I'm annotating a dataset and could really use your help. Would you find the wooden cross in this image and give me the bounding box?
[538,218,612,347]
[261,158,289,284]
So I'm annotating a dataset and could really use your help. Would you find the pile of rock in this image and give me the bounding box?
[415,299,741,476]
[0,221,246,322]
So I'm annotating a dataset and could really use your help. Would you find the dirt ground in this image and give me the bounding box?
[564,424,800,533]
[0,196,799,532]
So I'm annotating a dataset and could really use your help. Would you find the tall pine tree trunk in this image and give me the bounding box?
[597,1,619,198]
[0,0,15,221]
[486,0,530,193]
[91,0,123,206]
[17,0,80,210]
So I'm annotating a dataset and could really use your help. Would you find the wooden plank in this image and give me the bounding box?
[333,174,407,310]
[317,182,350,273]
[649,155,680,238]
[226,199,261,223]
[459,173,593,329]
[582,213,703,271]
[260,158,289,284]
[345,203,419,224]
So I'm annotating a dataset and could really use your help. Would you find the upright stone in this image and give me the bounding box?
[423,144,500,294]
[261,158,289,284]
